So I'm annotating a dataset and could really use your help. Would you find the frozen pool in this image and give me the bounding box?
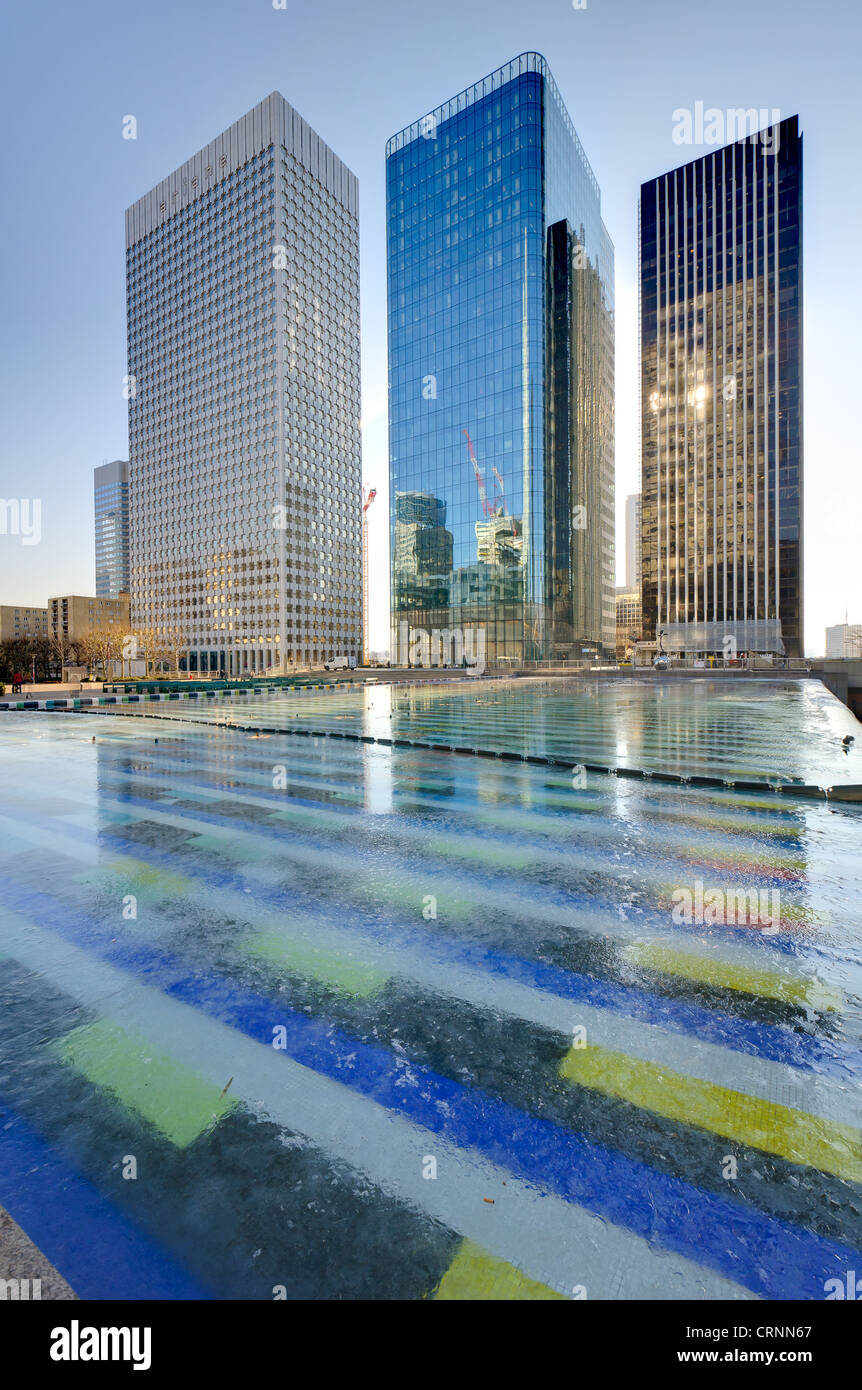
[0,677,861,1299]
[96,674,862,788]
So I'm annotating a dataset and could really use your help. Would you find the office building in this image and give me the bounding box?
[387,52,614,664]
[49,593,131,645]
[826,624,862,659]
[126,93,361,674]
[0,605,50,643]
[94,460,130,598]
[639,116,803,656]
[615,586,642,661]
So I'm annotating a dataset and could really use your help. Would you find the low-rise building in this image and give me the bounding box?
[0,605,50,644]
[49,593,131,645]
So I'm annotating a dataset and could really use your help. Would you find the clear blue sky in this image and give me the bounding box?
[1,0,858,655]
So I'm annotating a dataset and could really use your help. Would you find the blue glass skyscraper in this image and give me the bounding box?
[387,53,614,664]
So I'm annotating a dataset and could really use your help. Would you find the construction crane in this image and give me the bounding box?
[464,430,491,517]
[491,465,518,539]
[361,486,377,666]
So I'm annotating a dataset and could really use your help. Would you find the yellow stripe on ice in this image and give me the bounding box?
[559,1043,862,1181]
[434,1240,565,1301]
[53,1019,237,1148]
[75,857,192,901]
[625,941,842,1012]
[240,930,390,998]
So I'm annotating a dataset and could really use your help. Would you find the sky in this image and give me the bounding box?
[0,0,859,656]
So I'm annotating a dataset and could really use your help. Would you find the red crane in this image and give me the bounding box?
[464,430,491,517]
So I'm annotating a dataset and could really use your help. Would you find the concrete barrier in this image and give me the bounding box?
[827,785,862,802]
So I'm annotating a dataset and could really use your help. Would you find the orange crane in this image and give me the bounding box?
[362,486,377,666]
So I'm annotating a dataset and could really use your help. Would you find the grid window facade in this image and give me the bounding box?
[126,93,361,675]
[0,606,50,643]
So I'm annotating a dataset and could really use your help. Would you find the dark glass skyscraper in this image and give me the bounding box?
[387,53,614,664]
[639,116,803,657]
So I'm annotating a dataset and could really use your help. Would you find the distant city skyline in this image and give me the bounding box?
[1,0,859,655]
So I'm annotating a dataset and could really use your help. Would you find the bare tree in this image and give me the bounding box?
[0,638,31,683]
[31,635,55,682]
[75,631,99,679]
[132,625,169,679]
[161,626,189,678]
[50,628,76,680]
[95,620,127,680]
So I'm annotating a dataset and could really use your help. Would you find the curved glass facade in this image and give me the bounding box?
[387,53,614,664]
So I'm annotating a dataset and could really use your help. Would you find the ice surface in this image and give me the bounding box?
[0,677,860,1300]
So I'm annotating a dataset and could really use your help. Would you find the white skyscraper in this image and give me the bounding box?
[126,93,361,675]
[825,624,862,659]
[625,492,641,591]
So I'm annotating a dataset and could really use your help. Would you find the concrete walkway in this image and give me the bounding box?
[0,1204,77,1301]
